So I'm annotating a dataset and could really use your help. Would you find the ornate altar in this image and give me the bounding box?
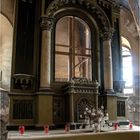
[63,78,99,123]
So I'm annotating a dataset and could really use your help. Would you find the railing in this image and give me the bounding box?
[12,74,35,92]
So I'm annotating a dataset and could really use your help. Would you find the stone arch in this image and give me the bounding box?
[0,13,13,90]
[45,0,111,33]
[121,36,132,50]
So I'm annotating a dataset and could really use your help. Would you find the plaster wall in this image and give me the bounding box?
[120,9,140,76]
[1,0,15,25]
[0,14,13,90]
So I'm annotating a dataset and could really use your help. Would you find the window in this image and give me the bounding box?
[117,101,125,116]
[121,37,133,94]
[55,16,92,82]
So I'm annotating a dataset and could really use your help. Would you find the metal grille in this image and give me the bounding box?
[13,100,33,119]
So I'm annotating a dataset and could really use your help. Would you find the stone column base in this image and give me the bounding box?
[36,92,53,125]
[99,93,117,121]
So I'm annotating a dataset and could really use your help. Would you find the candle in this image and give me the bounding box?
[19,126,25,135]
[114,123,118,130]
[44,125,49,134]
[65,123,70,132]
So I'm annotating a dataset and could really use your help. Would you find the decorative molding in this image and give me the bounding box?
[40,16,54,30]
[64,78,99,94]
[98,0,120,8]
[45,0,111,33]
[98,0,110,9]
[69,77,98,86]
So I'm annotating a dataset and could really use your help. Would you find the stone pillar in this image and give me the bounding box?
[40,16,54,90]
[36,94,53,125]
[102,30,117,120]
[36,16,54,126]
[103,32,113,93]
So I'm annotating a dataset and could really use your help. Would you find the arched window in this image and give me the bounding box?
[121,37,133,94]
[55,16,92,82]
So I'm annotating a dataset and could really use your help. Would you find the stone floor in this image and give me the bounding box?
[7,126,140,140]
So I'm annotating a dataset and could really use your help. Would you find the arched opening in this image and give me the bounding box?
[55,16,92,82]
[121,36,133,94]
[0,13,13,90]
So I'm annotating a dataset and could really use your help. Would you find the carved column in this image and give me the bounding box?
[101,30,118,120]
[103,30,114,93]
[40,16,54,90]
[36,16,54,126]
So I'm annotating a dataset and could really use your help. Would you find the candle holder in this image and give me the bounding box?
[129,121,133,129]
[114,123,118,130]
[44,125,49,134]
[65,123,70,132]
[19,126,25,135]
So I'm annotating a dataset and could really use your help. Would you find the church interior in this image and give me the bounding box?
[0,0,140,138]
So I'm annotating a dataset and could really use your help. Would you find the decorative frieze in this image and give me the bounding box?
[98,0,110,9]
[40,16,54,30]
[64,78,99,94]
[98,0,120,8]
[45,0,110,33]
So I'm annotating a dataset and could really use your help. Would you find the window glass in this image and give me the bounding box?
[121,36,133,94]
[55,54,69,81]
[55,16,92,81]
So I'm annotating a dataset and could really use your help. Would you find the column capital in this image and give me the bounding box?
[40,16,54,30]
[100,28,114,41]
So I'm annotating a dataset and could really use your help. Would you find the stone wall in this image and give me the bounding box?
[0,88,9,139]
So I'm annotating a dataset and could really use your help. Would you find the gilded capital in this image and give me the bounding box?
[40,16,54,30]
